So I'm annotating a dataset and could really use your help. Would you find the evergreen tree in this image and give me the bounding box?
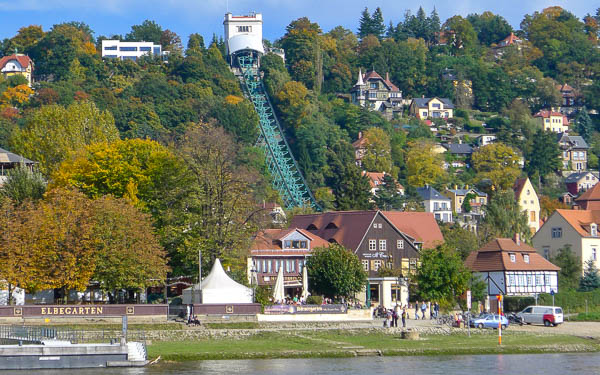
[551,245,581,290]
[579,258,600,291]
[574,107,593,142]
[525,129,561,179]
[358,7,373,39]
[480,190,531,243]
[374,174,403,210]
[334,165,372,210]
[427,7,441,44]
[371,7,386,40]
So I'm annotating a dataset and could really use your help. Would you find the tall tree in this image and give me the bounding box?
[416,244,471,306]
[125,20,163,44]
[551,245,581,290]
[525,129,561,179]
[10,101,119,176]
[480,190,531,243]
[471,143,521,190]
[0,164,46,206]
[573,107,593,142]
[467,11,513,46]
[361,127,393,173]
[358,7,373,39]
[306,243,367,299]
[371,7,386,40]
[405,140,446,187]
[374,174,403,211]
[333,164,372,210]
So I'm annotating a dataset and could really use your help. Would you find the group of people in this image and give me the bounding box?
[381,304,408,328]
[272,294,307,305]
[413,300,440,320]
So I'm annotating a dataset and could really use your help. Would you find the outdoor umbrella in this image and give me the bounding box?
[272,264,285,303]
[301,265,310,301]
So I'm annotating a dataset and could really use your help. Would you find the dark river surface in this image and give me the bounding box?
[5,353,600,375]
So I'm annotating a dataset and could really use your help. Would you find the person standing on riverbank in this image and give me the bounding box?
[402,307,407,328]
[421,301,427,320]
[393,304,399,327]
[414,301,419,320]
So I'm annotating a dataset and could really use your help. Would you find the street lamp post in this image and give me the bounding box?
[250,265,257,303]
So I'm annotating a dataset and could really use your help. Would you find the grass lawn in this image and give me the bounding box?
[147,330,600,361]
[572,312,600,321]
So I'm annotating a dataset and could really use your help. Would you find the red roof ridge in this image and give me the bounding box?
[0,54,33,70]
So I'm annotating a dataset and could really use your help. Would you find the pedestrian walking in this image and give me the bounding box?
[430,301,434,320]
[393,304,400,327]
[386,309,393,328]
[414,301,419,320]
[434,302,440,318]
[401,307,407,328]
[421,301,427,320]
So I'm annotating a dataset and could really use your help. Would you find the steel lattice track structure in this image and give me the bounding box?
[237,54,320,210]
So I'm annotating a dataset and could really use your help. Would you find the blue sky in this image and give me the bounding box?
[0,1,595,44]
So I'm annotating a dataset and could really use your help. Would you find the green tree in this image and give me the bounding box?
[480,190,531,243]
[186,33,205,54]
[467,11,513,46]
[405,140,446,187]
[442,16,478,52]
[374,174,403,210]
[0,164,46,206]
[471,143,521,190]
[461,192,476,213]
[573,107,593,142]
[280,17,322,90]
[125,20,163,44]
[358,7,373,39]
[370,7,386,40]
[525,129,561,179]
[416,244,471,305]
[306,243,367,299]
[10,101,119,176]
[333,165,372,211]
[551,245,581,290]
[579,258,600,292]
[361,127,393,173]
[440,223,480,260]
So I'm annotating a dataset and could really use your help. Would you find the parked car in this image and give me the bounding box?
[516,305,563,326]
[470,314,509,329]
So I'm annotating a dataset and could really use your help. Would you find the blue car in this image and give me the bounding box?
[470,314,509,329]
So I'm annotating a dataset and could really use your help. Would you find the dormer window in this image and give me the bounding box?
[509,253,516,263]
[524,254,530,263]
[325,222,338,229]
[283,240,307,249]
[592,224,598,237]
[306,224,318,230]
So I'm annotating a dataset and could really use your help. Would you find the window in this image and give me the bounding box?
[592,224,598,237]
[362,260,369,271]
[290,260,295,272]
[369,239,376,251]
[298,260,304,271]
[509,275,515,285]
[422,111,428,117]
[285,260,290,273]
[119,46,138,51]
[237,25,252,32]
[255,260,261,273]
[379,240,387,251]
[369,92,377,98]
[524,254,530,263]
[527,190,530,195]
[530,211,536,223]
[104,45,117,50]
[510,253,516,262]
[153,46,161,55]
[551,227,562,238]
[536,274,543,285]
[267,260,272,273]
[527,275,532,285]
[432,103,441,109]
[373,260,382,271]
[593,248,597,261]
[397,240,404,249]
[139,46,151,52]
[370,83,377,89]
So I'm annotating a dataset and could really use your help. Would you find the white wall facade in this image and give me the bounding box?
[224,12,264,55]
[517,178,541,233]
[424,199,453,223]
[101,40,162,61]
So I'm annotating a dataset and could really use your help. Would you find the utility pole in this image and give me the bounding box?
[198,250,202,304]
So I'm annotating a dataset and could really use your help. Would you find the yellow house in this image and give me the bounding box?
[513,177,541,233]
[409,97,454,120]
[0,54,34,87]
[445,186,488,213]
[533,110,569,133]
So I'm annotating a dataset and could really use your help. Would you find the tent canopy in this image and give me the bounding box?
[182,259,253,304]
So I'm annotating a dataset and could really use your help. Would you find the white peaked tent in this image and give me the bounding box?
[301,266,310,301]
[272,265,285,303]
[182,259,253,304]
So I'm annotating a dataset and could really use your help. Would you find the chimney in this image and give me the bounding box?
[465,184,469,189]
[454,184,457,190]
[358,131,363,139]
[386,72,390,81]
[514,233,520,246]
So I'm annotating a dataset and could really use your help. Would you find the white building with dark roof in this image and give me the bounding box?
[409,97,454,119]
[416,186,452,223]
[101,40,163,61]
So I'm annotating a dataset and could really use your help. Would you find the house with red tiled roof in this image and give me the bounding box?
[555,83,582,115]
[465,235,559,296]
[534,110,569,133]
[350,68,403,120]
[574,183,600,210]
[352,131,368,167]
[248,228,330,295]
[533,209,600,275]
[289,210,444,308]
[492,32,523,58]
[0,54,34,87]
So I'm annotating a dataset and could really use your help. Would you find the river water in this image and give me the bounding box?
[7,353,600,375]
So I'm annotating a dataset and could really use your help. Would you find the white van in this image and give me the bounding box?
[517,305,564,326]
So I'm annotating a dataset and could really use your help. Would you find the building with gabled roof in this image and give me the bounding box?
[575,183,600,210]
[534,110,569,133]
[565,171,598,195]
[362,171,404,196]
[533,209,600,275]
[466,235,559,296]
[0,147,36,186]
[0,54,34,86]
[558,133,588,171]
[409,97,454,120]
[248,228,330,295]
[416,186,452,223]
[514,177,541,233]
[289,210,444,308]
[350,69,403,120]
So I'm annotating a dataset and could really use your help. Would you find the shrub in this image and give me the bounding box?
[306,295,323,305]
[503,296,535,312]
